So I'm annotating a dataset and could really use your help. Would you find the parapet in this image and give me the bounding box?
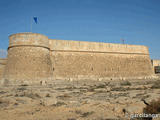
[9,33,49,49]
[49,39,149,55]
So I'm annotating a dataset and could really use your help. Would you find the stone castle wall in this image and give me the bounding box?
[0,33,155,84]
[49,39,154,79]
[3,33,53,83]
[49,39,149,54]
[151,59,160,74]
[0,58,7,79]
[151,60,160,66]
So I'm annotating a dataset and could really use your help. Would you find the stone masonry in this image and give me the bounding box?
[50,39,154,80]
[3,33,53,84]
[0,58,7,79]
[151,59,160,67]
[0,33,155,84]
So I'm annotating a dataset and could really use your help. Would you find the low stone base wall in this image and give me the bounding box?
[1,75,158,86]
[0,77,53,86]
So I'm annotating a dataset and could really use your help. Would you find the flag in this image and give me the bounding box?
[33,17,38,24]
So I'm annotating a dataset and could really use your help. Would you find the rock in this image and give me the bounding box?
[112,105,124,114]
[40,98,57,106]
[125,104,145,114]
[40,81,47,85]
[106,87,111,92]
[84,92,95,96]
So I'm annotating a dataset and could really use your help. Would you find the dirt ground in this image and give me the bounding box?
[0,78,160,120]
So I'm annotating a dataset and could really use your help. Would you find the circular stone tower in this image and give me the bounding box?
[4,33,53,84]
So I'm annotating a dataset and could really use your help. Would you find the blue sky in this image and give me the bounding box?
[0,0,160,59]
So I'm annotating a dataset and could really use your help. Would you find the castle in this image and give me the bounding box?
[0,32,158,84]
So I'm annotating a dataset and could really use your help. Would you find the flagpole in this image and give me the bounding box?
[30,17,32,33]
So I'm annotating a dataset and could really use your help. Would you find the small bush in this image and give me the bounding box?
[75,110,94,117]
[111,87,127,91]
[52,101,66,107]
[142,98,160,120]
[26,93,41,99]
[17,87,27,91]
[87,88,95,92]
[81,111,94,117]
[45,93,51,97]
[143,98,160,114]
[20,84,28,86]
[120,81,132,86]
[15,92,41,99]
[151,81,160,89]
[67,118,76,120]
[96,84,106,88]
[56,94,71,99]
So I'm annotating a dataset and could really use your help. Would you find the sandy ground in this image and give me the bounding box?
[0,78,160,120]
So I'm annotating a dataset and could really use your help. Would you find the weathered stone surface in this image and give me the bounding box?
[49,39,154,79]
[0,33,155,83]
[3,33,53,83]
[151,59,160,66]
[0,58,7,79]
[51,51,154,79]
